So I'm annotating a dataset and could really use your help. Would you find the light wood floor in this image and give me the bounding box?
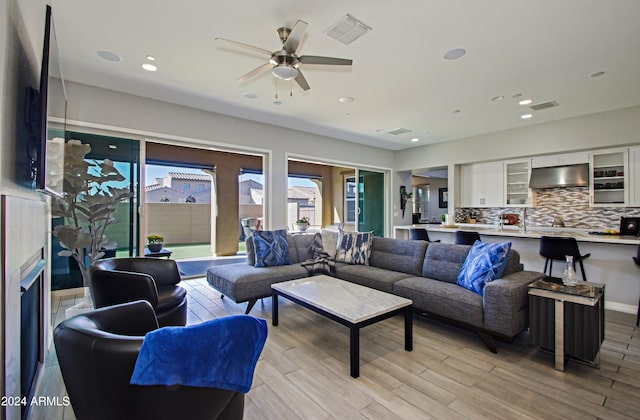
[31,277,640,420]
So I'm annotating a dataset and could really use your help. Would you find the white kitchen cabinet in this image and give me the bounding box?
[629,146,640,207]
[504,159,534,207]
[558,152,589,165]
[589,148,628,207]
[461,161,504,207]
[531,152,589,168]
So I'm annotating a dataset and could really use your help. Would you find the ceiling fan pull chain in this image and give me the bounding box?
[275,78,278,99]
[290,80,293,97]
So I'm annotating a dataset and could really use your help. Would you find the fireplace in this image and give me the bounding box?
[2,195,50,420]
[20,256,46,418]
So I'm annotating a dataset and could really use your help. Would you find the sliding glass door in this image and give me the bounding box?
[51,132,140,290]
[356,169,385,236]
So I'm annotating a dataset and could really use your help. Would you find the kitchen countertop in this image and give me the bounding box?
[394,223,640,245]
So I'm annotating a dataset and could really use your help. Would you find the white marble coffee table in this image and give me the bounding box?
[271,275,413,378]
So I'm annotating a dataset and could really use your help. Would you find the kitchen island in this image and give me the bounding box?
[394,223,640,314]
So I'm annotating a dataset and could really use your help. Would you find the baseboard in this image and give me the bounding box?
[605,301,637,315]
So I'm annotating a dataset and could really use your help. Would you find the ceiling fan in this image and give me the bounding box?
[215,19,353,91]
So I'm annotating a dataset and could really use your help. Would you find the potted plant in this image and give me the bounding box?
[51,140,133,307]
[294,216,310,232]
[146,234,165,252]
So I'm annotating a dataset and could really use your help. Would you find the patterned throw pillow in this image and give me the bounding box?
[457,241,512,295]
[334,231,373,265]
[253,229,290,267]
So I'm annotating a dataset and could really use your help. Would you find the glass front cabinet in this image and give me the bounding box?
[504,159,533,207]
[589,148,628,207]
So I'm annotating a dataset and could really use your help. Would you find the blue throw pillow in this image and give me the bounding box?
[457,241,512,295]
[335,231,373,265]
[253,229,290,267]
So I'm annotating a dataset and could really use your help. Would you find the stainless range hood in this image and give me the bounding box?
[529,163,589,189]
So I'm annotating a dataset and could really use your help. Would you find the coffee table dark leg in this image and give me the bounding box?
[272,293,279,326]
[350,326,360,378]
[404,307,413,351]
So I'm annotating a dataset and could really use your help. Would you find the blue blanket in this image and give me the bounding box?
[130,315,268,393]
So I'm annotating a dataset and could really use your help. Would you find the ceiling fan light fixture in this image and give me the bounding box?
[272,64,298,80]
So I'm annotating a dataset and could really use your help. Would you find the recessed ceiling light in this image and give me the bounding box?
[243,92,258,99]
[519,99,532,105]
[273,100,282,106]
[512,93,523,98]
[490,95,504,102]
[452,109,461,114]
[142,63,157,72]
[520,113,533,119]
[590,71,605,78]
[97,50,122,62]
[146,55,156,61]
[108,144,117,149]
[411,138,419,143]
[338,96,354,103]
[443,48,466,60]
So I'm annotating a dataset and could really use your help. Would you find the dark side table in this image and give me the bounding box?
[528,277,605,371]
[143,247,173,258]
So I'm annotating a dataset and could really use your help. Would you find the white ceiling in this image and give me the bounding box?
[49,0,640,151]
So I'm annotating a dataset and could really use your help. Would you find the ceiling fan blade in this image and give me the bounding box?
[238,62,273,82]
[294,69,310,91]
[282,19,308,53]
[299,56,353,66]
[215,37,272,56]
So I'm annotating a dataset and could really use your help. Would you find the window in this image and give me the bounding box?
[198,184,205,191]
[344,176,356,223]
[183,183,190,190]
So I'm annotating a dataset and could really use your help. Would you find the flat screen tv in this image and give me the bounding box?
[24,5,66,197]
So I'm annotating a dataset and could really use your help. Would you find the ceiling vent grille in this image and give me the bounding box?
[530,100,559,111]
[325,14,372,45]
[387,128,412,136]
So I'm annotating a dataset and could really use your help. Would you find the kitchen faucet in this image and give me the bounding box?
[498,211,507,231]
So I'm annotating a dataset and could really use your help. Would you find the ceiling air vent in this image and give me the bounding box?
[325,14,372,45]
[530,100,559,111]
[387,128,412,136]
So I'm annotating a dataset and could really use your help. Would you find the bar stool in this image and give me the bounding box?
[539,236,590,281]
[633,244,640,326]
[408,228,440,242]
[455,231,481,245]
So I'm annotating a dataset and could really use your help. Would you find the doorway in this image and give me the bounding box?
[144,163,215,259]
[411,166,448,223]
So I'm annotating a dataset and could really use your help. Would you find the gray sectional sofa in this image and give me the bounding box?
[206,231,545,352]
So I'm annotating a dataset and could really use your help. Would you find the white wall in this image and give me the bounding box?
[63,81,396,231]
[394,105,640,170]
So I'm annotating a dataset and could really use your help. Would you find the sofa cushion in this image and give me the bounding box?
[501,249,524,276]
[246,236,256,266]
[320,229,339,259]
[253,230,290,267]
[421,243,471,283]
[457,241,512,295]
[335,264,413,293]
[393,277,484,328]
[369,237,428,276]
[291,233,317,263]
[335,231,373,265]
[206,263,309,302]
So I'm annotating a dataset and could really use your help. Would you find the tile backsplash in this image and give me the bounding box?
[456,187,640,230]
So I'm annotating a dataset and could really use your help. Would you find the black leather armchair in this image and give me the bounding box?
[54,301,244,420]
[89,257,187,326]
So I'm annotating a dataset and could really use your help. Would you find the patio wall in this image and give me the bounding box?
[146,203,211,244]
